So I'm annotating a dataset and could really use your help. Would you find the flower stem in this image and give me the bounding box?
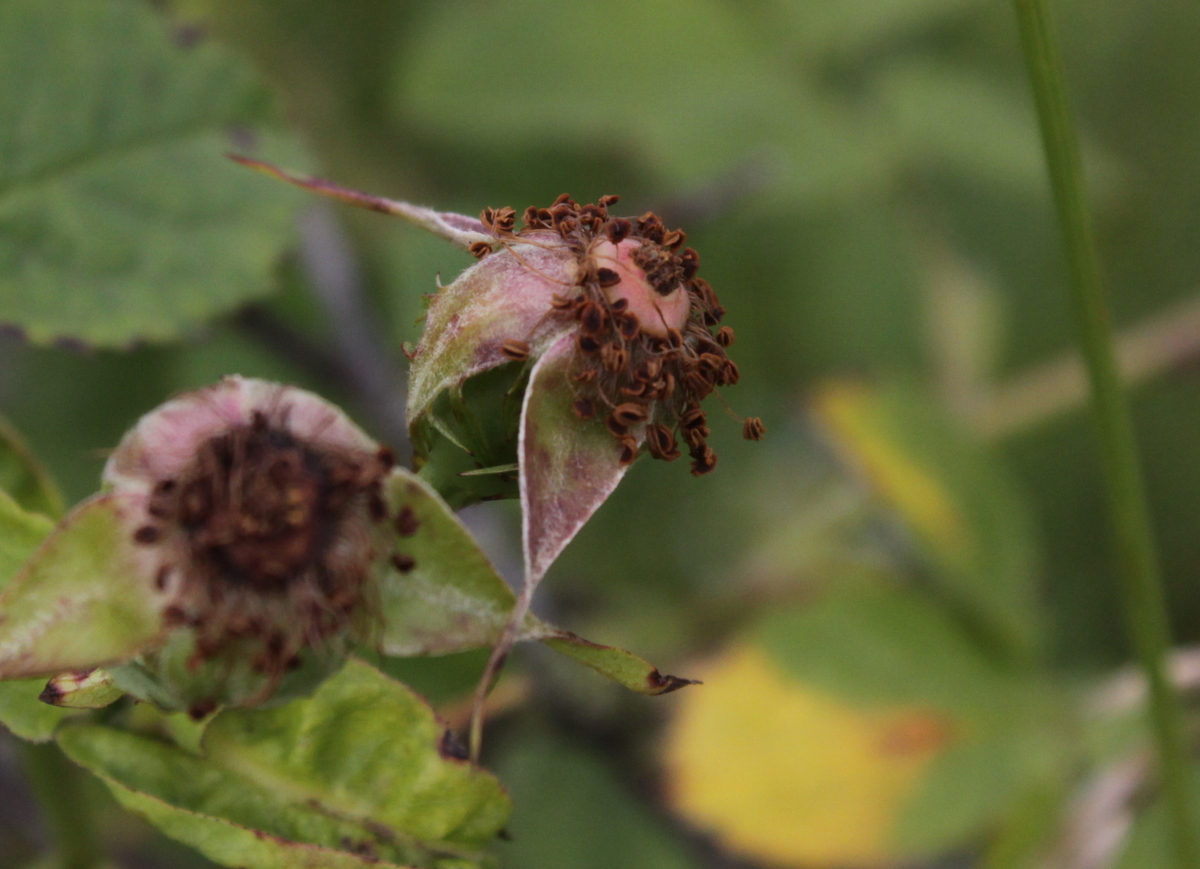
[18,741,102,869]
[1011,1,1199,865]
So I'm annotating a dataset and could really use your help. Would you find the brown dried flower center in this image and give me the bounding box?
[149,415,383,592]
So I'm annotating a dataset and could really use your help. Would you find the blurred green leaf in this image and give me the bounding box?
[0,489,75,741]
[814,381,1043,659]
[0,489,53,585]
[759,585,1020,715]
[0,0,305,346]
[394,0,884,196]
[0,494,165,679]
[0,417,63,518]
[59,658,511,868]
[495,722,699,869]
[757,0,983,62]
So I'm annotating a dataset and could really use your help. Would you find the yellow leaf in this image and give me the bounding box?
[663,643,955,868]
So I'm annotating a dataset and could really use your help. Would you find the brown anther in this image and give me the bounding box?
[492,206,516,233]
[637,212,665,244]
[552,193,574,207]
[572,367,598,383]
[391,553,417,574]
[716,326,736,347]
[679,248,700,280]
[661,229,687,250]
[689,445,719,476]
[680,405,707,430]
[134,525,160,545]
[620,381,648,398]
[579,301,606,335]
[743,417,767,441]
[601,343,628,373]
[596,267,621,288]
[704,306,726,326]
[684,367,716,399]
[573,399,596,420]
[522,205,543,229]
[617,435,640,465]
[697,352,726,375]
[599,194,621,207]
[609,297,629,312]
[469,240,493,259]
[658,372,676,399]
[500,339,532,361]
[682,426,710,450]
[665,328,683,349]
[605,217,631,244]
[605,414,629,437]
[646,424,681,461]
[577,334,600,354]
[550,293,576,310]
[719,359,740,386]
[155,566,171,590]
[634,358,662,382]
[615,312,640,340]
[394,506,420,537]
[613,403,650,426]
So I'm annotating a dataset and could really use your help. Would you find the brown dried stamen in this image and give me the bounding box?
[478,191,759,472]
[146,412,390,680]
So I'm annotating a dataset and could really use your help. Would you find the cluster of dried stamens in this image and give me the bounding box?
[475,194,763,476]
[131,409,394,684]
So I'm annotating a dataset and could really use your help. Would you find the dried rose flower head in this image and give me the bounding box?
[229,156,762,605]
[408,193,763,481]
[102,375,394,711]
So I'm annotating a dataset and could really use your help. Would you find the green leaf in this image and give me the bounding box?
[377,467,694,695]
[0,0,305,346]
[0,677,77,743]
[495,722,701,869]
[0,489,54,588]
[758,585,1022,716]
[0,494,166,679]
[0,490,74,741]
[0,417,64,518]
[813,381,1043,660]
[378,469,542,656]
[394,0,882,196]
[58,658,512,868]
[539,632,696,696]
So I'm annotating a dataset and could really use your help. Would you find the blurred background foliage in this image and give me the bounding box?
[3,0,1200,866]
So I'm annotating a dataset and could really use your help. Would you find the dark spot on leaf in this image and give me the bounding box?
[393,506,420,537]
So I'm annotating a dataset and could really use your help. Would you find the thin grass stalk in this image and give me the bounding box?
[1011,1,1198,866]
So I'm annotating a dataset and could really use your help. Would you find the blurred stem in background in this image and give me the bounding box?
[1012,2,1200,868]
[19,742,101,869]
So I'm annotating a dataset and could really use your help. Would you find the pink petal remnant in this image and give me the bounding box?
[592,238,690,339]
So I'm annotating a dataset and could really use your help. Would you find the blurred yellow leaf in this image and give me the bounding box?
[815,382,969,562]
[663,643,955,868]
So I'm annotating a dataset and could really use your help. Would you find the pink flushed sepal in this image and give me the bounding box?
[519,332,639,589]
